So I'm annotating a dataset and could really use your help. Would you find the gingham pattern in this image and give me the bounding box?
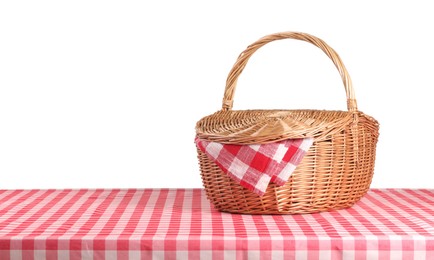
[0,189,434,260]
[195,137,313,195]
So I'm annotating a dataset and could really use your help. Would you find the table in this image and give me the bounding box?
[0,188,433,260]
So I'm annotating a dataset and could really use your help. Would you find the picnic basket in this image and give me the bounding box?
[195,31,379,214]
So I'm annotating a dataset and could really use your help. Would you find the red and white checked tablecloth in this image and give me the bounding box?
[0,189,433,260]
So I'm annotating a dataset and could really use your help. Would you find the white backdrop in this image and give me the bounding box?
[1,1,433,189]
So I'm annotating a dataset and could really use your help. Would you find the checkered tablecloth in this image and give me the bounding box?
[0,189,433,260]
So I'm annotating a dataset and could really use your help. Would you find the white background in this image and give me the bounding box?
[0,1,433,189]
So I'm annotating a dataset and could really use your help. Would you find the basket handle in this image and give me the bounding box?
[222,31,358,112]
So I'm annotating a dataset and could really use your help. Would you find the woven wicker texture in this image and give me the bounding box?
[196,32,379,214]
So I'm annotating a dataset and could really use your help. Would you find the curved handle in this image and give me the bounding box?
[222,31,358,112]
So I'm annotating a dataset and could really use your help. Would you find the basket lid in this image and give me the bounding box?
[196,109,354,144]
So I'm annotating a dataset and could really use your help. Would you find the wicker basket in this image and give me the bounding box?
[196,32,379,214]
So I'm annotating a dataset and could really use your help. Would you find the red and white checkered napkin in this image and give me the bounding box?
[195,137,313,196]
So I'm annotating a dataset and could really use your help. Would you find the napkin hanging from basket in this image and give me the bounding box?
[195,137,313,196]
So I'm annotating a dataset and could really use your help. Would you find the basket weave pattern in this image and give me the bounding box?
[196,32,379,214]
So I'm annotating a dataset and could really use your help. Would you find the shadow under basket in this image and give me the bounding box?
[195,32,379,215]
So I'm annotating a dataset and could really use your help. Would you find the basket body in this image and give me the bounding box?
[195,32,379,214]
[197,110,378,214]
